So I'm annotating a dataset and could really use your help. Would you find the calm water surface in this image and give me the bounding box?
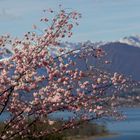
[97,108,140,140]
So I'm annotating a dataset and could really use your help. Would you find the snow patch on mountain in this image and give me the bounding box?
[0,36,140,80]
[119,35,140,47]
[0,46,13,61]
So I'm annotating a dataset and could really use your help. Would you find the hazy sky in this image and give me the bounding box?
[0,0,140,42]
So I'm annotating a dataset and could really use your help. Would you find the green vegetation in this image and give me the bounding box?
[0,121,109,140]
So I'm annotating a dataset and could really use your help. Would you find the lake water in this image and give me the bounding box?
[0,108,140,140]
[0,112,10,122]
[97,108,140,140]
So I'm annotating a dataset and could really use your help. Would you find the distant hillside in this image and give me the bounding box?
[61,40,140,81]
[99,42,140,80]
[0,36,140,81]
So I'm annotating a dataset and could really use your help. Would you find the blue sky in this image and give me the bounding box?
[0,0,140,42]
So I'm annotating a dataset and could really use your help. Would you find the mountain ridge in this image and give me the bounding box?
[0,35,140,80]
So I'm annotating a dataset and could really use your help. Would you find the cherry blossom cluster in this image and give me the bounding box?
[0,7,138,140]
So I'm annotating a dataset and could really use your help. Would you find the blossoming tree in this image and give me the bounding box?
[0,7,138,140]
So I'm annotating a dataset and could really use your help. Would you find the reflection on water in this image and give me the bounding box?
[97,108,140,140]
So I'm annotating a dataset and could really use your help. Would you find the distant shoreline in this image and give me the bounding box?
[66,132,119,140]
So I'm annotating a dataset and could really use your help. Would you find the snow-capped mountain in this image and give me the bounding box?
[66,41,140,80]
[59,37,140,80]
[119,35,140,47]
[49,41,105,57]
[0,35,140,80]
[0,47,13,61]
